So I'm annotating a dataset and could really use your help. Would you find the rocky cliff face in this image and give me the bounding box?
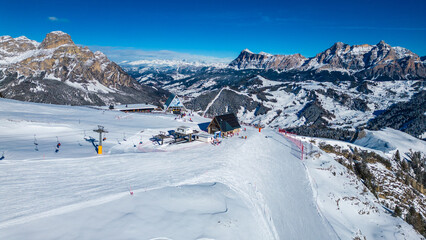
[0,31,167,106]
[229,41,426,80]
[229,49,306,71]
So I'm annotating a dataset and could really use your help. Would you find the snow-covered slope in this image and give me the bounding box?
[304,143,422,240]
[180,77,423,140]
[0,98,335,239]
[292,128,426,238]
[0,98,421,239]
[354,128,426,154]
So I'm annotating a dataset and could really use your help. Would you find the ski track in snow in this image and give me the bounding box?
[202,87,226,117]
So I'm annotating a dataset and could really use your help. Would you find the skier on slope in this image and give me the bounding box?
[55,142,61,153]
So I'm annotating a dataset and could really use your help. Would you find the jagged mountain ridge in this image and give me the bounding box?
[0,31,167,106]
[229,49,307,71]
[229,41,426,80]
[118,41,425,140]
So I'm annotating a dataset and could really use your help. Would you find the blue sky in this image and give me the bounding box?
[0,0,425,62]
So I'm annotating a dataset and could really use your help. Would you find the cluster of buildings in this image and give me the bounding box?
[110,94,242,144]
[109,94,185,114]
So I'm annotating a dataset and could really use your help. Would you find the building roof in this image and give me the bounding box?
[113,104,157,111]
[164,94,176,107]
[164,94,185,109]
[213,113,241,132]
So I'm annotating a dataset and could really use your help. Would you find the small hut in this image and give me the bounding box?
[208,113,241,136]
[164,94,186,114]
[174,126,194,142]
[176,126,193,135]
[194,133,214,143]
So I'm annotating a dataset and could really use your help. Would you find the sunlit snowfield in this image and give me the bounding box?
[0,98,421,239]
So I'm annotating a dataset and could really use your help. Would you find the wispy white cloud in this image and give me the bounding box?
[48,16,69,22]
[88,46,233,64]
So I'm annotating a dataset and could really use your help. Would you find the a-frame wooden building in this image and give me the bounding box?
[207,113,241,136]
[164,94,186,114]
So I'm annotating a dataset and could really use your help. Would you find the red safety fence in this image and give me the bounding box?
[278,128,304,160]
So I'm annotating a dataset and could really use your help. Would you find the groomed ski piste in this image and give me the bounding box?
[0,98,421,240]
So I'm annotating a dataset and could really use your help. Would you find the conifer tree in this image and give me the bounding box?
[393,205,402,217]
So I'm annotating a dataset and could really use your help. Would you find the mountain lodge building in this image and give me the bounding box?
[207,113,241,136]
[164,94,186,114]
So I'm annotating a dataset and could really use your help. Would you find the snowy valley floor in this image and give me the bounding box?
[0,99,422,239]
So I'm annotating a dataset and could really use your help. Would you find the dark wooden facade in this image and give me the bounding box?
[208,113,241,135]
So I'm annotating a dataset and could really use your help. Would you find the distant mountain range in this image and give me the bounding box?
[123,41,425,140]
[229,41,426,80]
[122,59,227,68]
[0,32,424,139]
[125,41,425,87]
[0,31,167,106]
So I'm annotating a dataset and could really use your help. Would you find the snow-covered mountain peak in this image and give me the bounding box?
[350,44,374,55]
[14,36,40,47]
[39,31,74,49]
[0,31,167,106]
[331,41,346,49]
[94,50,108,59]
[241,48,253,54]
[392,46,416,59]
[15,36,31,41]
[377,40,389,47]
[49,30,69,36]
[0,35,13,42]
[229,49,307,70]
[0,34,39,55]
[259,51,273,56]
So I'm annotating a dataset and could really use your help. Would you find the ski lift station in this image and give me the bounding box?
[194,133,214,143]
[164,94,186,114]
[173,126,195,143]
[110,103,158,113]
[176,126,193,135]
